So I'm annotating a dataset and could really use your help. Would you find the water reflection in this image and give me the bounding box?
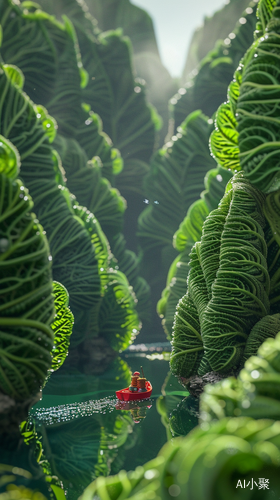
[169,395,199,437]
[115,399,152,423]
[35,405,135,500]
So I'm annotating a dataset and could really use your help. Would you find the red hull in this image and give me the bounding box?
[116,381,152,401]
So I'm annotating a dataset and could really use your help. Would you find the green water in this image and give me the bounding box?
[23,346,196,500]
[0,345,198,500]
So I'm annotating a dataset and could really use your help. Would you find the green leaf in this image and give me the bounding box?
[54,135,126,239]
[0,0,58,105]
[85,0,176,140]
[51,484,67,500]
[169,396,199,437]
[236,15,280,192]
[85,0,159,56]
[210,102,240,171]
[98,270,140,352]
[50,281,74,372]
[173,199,209,253]
[3,63,24,88]
[201,176,269,374]
[0,134,20,179]
[0,1,89,137]
[35,105,58,144]
[58,111,123,185]
[159,166,232,339]
[110,233,151,322]
[158,245,192,339]
[72,203,111,296]
[0,173,54,400]
[38,0,158,197]
[170,176,270,379]
[170,291,203,380]
[257,0,277,35]
[243,313,280,362]
[263,189,280,312]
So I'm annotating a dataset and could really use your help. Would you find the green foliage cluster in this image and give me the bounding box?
[200,331,280,423]
[82,0,177,142]
[0,0,159,361]
[0,136,55,400]
[138,2,264,341]
[37,0,159,199]
[170,174,276,379]
[211,0,280,193]
[172,0,258,131]
[169,0,280,383]
[0,461,51,500]
[138,111,216,290]
[54,135,125,238]
[183,0,253,77]
[157,165,232,339]
[80,415,280,500]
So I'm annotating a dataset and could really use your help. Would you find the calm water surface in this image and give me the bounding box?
[26,344,194,499]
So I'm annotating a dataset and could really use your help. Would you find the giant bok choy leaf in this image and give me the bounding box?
[170,175,270,380]
[0,0,125,190]
[198,176,269,374]
[158,166,232,339]
[236,6,280,193]
[183,0,255,77]
[172,0,257,131]
[97,269,140,352]
[56,137,149,323]
[110,233,151,322]
[0,0,86,136]
[0,7,146,346]
[211,0,280,193]
[0,0,124,185]
[0,137,55,400]
[170,289,204,380]
[37,0,159,201]
[0,64,101,345]
[0,1,152,324]
[50,281,74,373]
[83,0,177,141]
[263,190,280,313]
[138,111,216,285]
[54,134,125,239]
[200,330,280,423]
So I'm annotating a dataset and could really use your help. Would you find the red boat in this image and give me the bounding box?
[116,381,152,401]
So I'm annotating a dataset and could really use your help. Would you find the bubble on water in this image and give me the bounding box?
[33,395,122,425]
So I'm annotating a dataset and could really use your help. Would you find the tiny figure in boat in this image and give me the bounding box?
[129,371,140,392]
[129,367,147,393]
[137,376,147,392]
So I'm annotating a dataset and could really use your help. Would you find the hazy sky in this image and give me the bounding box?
[131,0,228,77]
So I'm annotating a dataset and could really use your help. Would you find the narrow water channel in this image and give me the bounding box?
[24,344,197,500]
